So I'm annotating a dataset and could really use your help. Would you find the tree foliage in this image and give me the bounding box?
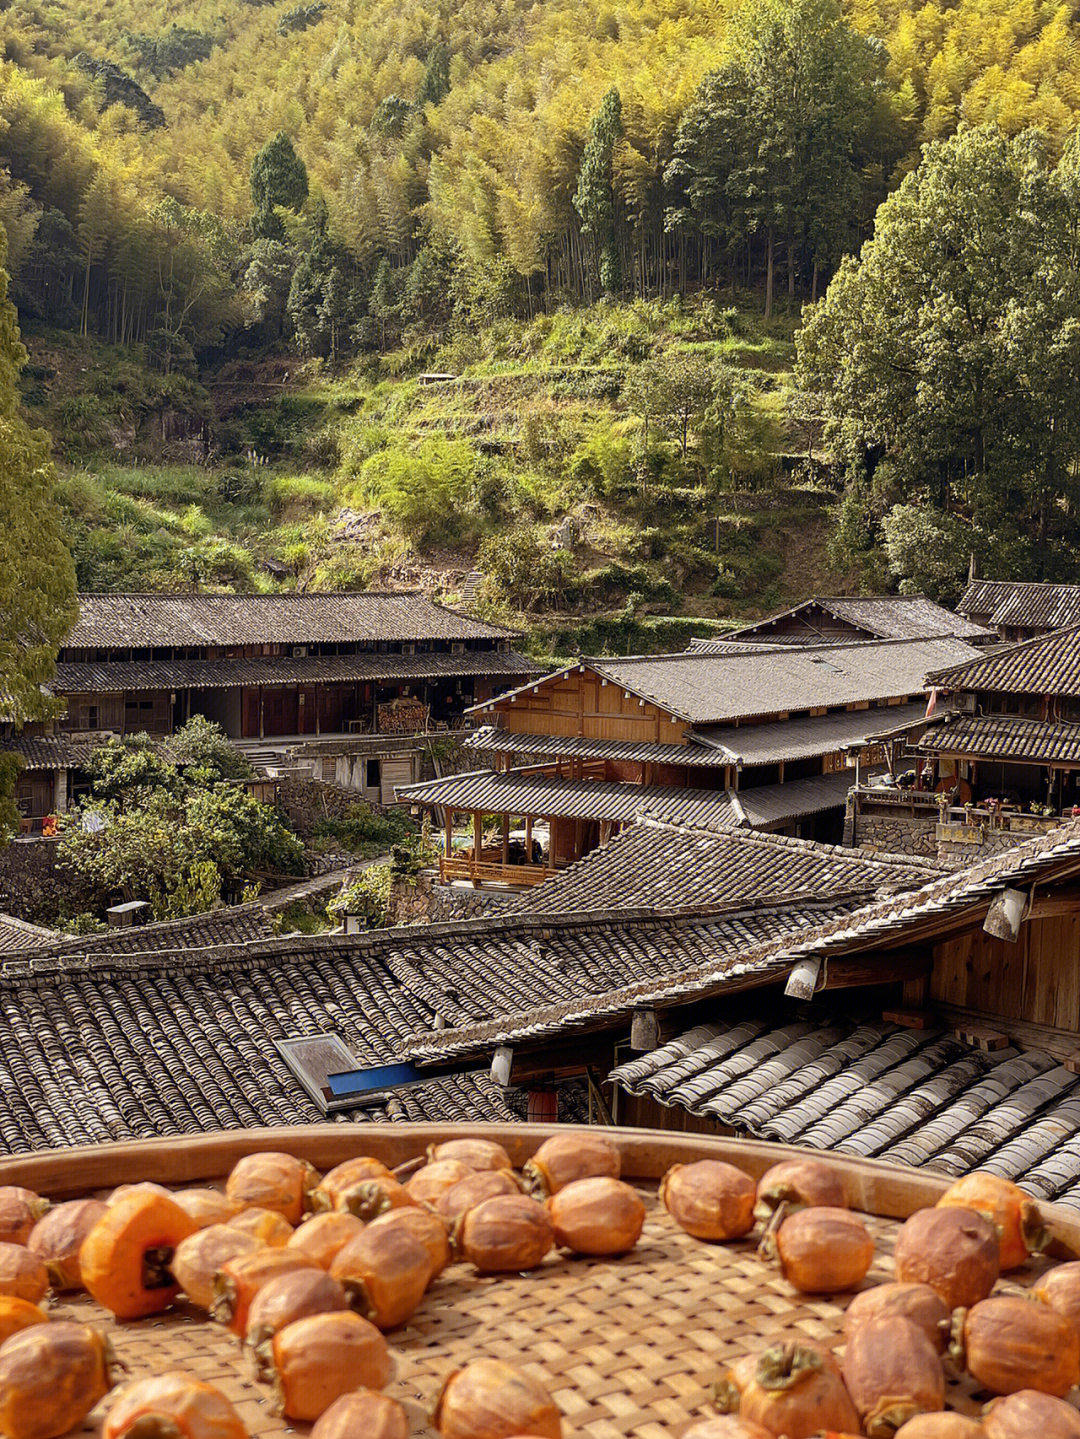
[59,719,303,919]
[798,125,1080,598]
[0,222,76,836]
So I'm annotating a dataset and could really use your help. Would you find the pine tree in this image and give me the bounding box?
[0,224,77,840]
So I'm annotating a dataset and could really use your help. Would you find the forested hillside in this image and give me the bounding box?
[3,0,1080,621]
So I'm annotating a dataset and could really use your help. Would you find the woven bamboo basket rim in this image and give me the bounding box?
[5,1125,1078,1439]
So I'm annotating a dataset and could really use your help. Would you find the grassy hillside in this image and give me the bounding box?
[25,294,843,653]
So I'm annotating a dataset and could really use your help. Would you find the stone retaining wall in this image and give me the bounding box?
[850,812,940,859]
[0,839,92,924]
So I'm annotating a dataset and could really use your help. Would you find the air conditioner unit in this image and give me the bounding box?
[956,692,976,713]
[402,643,416,656]
[451,642,465,654]
[294,646,309,657]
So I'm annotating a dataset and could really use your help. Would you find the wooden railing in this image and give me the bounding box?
[942,806,1063,834]
[439,856,553,887]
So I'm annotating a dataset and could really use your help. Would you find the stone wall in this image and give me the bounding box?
[276,774,377,837]
[852,812,940,859]
[0,838,93,924]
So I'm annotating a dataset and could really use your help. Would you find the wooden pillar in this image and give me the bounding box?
[500,812,509,865]
[472,811,483,887]
[258,687,264,740]
[525,815,533,864]
[315,688,321,737]
[548,817,556,869]
[444,807,453,870]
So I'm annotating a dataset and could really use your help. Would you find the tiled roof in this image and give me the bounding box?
[66,593,516,648]
[918,712,1080,765]
[735,766,880,827]
[958,580,1080,632]
[694,701,929,765]
[2,871,354,964]
[0,903,851,1154]
[726,596,993,644]
[507,821,942,915]
[928,625,1080,699]
[609,1015,1080,1212]
[401,820,1080,1067]
[528,638,978,725]
[398,768,743,828]
[0,735,94,772]
[53,649,541,695]
[399,765,868,831]
[463,726,726,770]
[0,913,58,954]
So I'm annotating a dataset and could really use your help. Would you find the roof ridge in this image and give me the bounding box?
[588,634,972,666]
[0,895,847,984]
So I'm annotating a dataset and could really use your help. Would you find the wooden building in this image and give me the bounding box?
[701,594,993,648]
[958,579,1080,642]
[2,592,541,830]
[397,636,980,885]
[916,623,1080,813]
[395,820,1080,1208]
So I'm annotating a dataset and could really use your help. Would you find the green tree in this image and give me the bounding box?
[798,125,1080,590]
[574,88,623,296]
[250,133,309,215]
[0,225,76,839]
[58,727,302,918]
[623,359,674,454]
[416,42,451,109]
[657,353,718,459]
[668,0,893,313]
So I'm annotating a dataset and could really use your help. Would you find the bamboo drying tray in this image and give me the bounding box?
[5,1123,1080,1439]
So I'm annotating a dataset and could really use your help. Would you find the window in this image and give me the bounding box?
[366,758,381,790]
[79,705,99,730]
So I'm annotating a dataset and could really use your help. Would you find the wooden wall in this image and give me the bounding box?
[929,914,1080,1032]
[492,669,688,745]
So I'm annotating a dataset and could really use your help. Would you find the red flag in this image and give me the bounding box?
[925,687,939,718]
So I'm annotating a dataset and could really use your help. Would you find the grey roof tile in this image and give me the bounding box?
[470,637,981,726]
[929,625,1080,698]
[918,712,1080,764]
[507,821,940,917]
[398,765,879,832]
[959,580,1080,632]
[722,596,993,644]
[609,1016,1080,1209]
[67,592,517,648]
[588,637,980,724]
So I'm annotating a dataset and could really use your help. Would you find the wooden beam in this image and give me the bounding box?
[818,950,932,990]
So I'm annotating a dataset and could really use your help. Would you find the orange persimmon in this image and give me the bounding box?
[28,1198,107,1291]
[102,1373,248,1439]
[225,1152,318,1225]
[0,1187,48,1246]
[80,1188,197,1320]
[0,1295,47,1346]
[0,1321,115,1439]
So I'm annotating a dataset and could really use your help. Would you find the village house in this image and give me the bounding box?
[0,819,938,1150]
[1,591,541,830]
[394,820,1080,1210]
[694,594,993,648]
[851,623,1080,861]
[396,635,980,884]
[958,578,1080,642]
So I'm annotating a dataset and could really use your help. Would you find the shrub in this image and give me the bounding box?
[265,473,336,515]
[351,435,480,546]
